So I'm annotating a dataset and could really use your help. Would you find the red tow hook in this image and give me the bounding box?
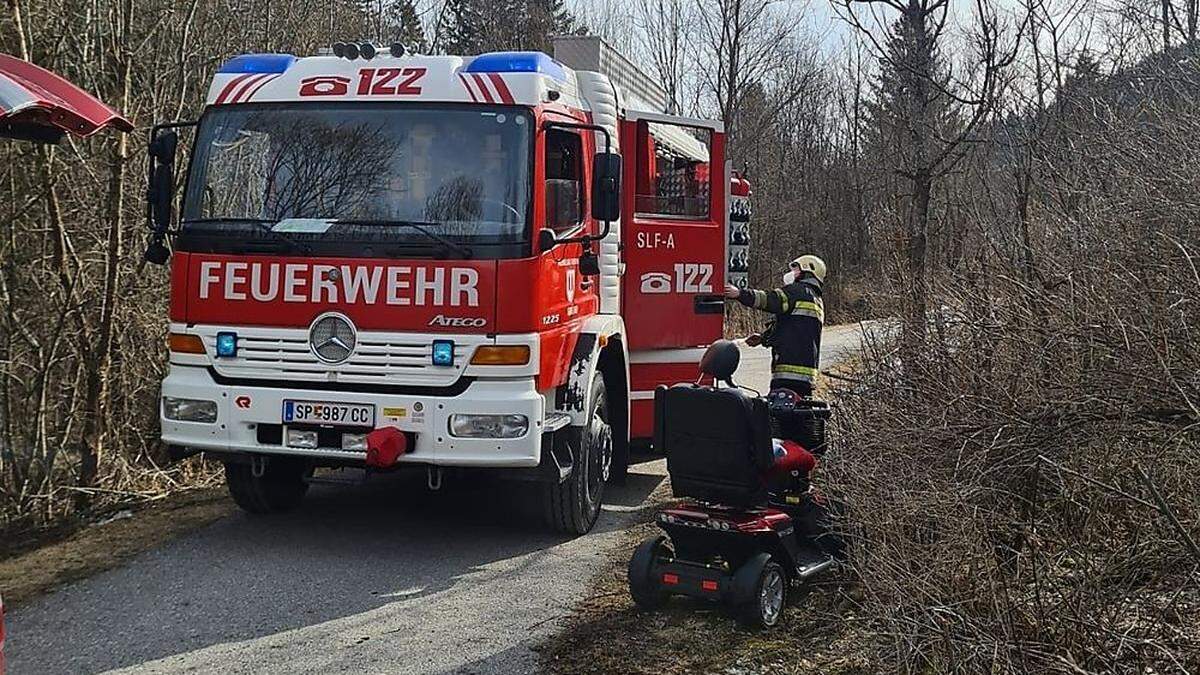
[365,427,408,468]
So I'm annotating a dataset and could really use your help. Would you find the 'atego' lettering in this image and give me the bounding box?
[197,262,480,307]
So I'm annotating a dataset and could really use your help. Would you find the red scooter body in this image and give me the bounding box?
[628,348,839,628]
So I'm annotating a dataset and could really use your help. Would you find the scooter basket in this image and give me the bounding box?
[770,401,830,455]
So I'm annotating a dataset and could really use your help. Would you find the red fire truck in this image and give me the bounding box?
[147,37,748,534]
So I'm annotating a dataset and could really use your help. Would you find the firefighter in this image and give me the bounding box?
[723,254,826,397]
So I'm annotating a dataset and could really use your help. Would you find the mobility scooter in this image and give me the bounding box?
[627,340,839,628]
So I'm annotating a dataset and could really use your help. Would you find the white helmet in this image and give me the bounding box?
[790,255,827,283]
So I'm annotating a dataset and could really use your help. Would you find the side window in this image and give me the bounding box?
[634,121,712,219]
[545,129,584,234]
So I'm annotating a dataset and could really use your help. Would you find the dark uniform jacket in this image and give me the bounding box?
[736,279,824,388]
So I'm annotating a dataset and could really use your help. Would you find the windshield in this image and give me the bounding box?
[181,104,533,253]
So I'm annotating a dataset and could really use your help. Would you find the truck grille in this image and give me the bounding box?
[197,326,484,388]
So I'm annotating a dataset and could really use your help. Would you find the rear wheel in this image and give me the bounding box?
[731,555,788,628]
[543,375,611,535]
[224,456,310,514]
[628,535,671,610]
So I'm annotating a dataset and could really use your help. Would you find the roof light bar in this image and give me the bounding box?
[217,53,296,75]
[465,52,566,82]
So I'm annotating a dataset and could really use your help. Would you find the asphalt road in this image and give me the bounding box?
[6,322,880,675]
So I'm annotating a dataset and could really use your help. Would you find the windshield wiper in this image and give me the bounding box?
[331,219,474,259]
[182,217,312,254]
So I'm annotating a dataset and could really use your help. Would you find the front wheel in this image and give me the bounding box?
[224,456,310,514]
[543,375,611,535]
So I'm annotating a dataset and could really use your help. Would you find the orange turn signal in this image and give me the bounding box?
[470,345,531,366]
[168,333,206,354]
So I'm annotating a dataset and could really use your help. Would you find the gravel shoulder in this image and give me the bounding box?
[0,489,233,608]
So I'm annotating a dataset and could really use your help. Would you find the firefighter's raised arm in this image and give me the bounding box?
[724,283,793,315]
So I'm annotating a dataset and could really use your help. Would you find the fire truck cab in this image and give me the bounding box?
[149,37,743,534]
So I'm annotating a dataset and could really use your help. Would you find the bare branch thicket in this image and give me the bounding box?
[637,0,688,113]
[822,3,1200,669]
[0,0,379,533]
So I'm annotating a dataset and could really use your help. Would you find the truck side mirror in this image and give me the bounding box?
[537,228,558,253]
[150,162,174,231]
[591,152,621,223]
[149,131,177,229]
[150,130,178,164]
[145,130,178,265]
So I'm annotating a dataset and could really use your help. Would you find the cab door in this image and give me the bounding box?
[620,112,729,440]
[620,112,727,351]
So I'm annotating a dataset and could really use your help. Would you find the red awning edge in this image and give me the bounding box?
[0,53,133,141]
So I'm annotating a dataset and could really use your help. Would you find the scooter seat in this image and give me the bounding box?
[654,383,775,507]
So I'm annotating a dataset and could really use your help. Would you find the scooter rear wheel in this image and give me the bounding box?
[628,535,671,610]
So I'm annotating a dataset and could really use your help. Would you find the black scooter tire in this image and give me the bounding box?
[731,554,787,628]
[628,535,670,610]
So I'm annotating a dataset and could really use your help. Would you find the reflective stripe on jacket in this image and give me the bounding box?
[738,279,823,384]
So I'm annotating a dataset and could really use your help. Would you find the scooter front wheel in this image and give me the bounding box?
[733,556,787,628]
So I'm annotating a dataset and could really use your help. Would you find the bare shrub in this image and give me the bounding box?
[825,60,1200,673]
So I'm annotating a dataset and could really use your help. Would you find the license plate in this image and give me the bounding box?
[282,400,375,427]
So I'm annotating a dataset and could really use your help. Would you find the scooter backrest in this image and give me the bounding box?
[654,383,775,506]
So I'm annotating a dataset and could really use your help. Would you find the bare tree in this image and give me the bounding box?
[637,0,687,112]
[836,0,1022,330]
[691,0,802,143]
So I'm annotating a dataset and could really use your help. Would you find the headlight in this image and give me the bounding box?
[162,397,218,423]
[448,414,529,439]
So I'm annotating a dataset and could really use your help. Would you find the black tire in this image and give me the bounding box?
[224,456,310,514]
[732,556,787,629]
[602,363,630,485]
[607,418,630,485]
[628,535,670,610]
[543,375,611,535]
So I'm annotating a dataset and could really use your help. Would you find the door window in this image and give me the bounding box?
[545,128,584,234]
[634,121,712,220]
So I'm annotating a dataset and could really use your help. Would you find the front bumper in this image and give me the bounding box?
[161,364,547,467]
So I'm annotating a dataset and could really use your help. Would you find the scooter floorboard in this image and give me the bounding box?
[793,548,835,579]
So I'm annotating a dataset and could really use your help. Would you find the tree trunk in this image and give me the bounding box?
[908,171,931,333]
[77,3,134,506]
[1164,0,1173,51]
[5,0,30,60]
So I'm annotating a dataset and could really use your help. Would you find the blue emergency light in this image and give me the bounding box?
[464,52,566,82]
[432,340,455,367]
[215,331,238,358]
[218,53,297,74]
